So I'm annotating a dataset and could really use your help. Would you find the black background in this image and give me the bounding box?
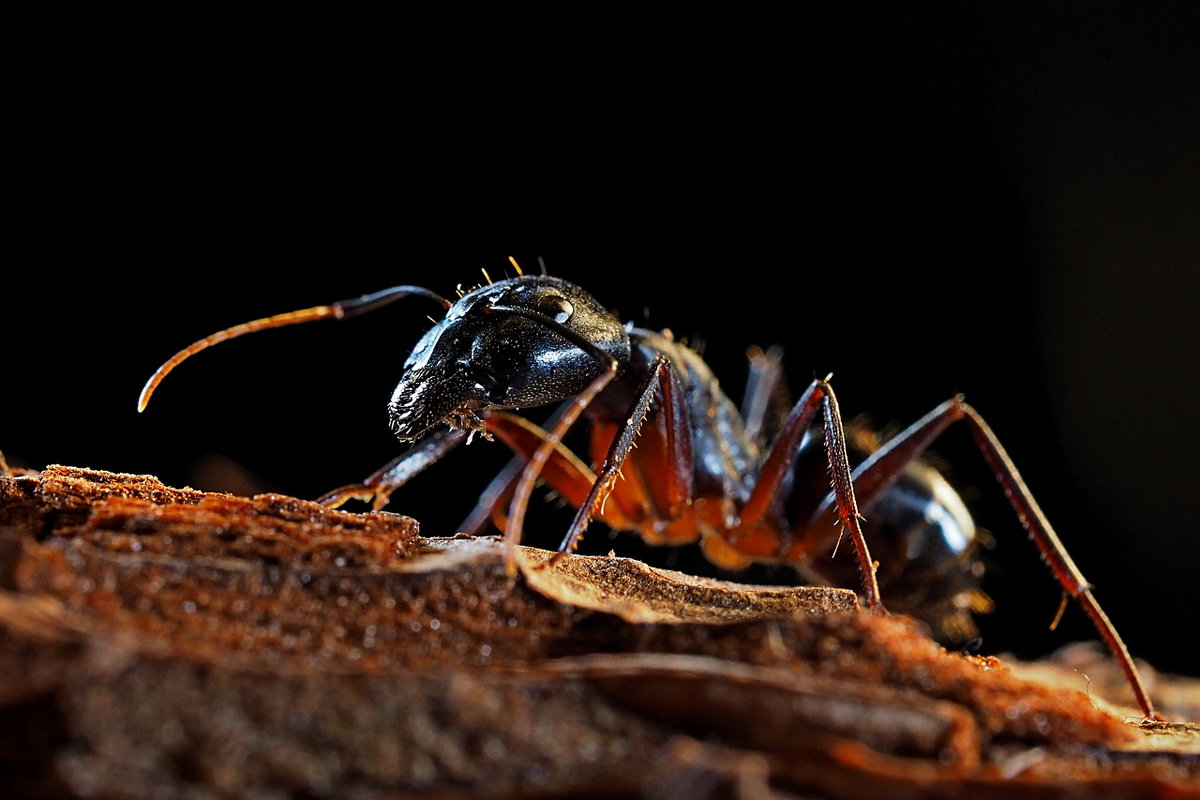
[4,8,1197,676]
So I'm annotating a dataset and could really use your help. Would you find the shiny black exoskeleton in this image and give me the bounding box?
[386,276,630,441]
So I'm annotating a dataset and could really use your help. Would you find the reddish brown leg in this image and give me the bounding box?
[808,399,961,522]
[739,378,882,610]
[503,360,620,574]
[476,411,639,533]
[317,428,467,509]
[813,395,1158,720]
[460,400,580,536]
[551,355,693,560]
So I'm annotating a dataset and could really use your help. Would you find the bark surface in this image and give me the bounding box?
[1,464,1196,799]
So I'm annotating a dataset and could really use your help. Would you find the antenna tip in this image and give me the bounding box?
[136,379,157,413]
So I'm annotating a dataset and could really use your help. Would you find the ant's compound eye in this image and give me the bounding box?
[537,294,574,324]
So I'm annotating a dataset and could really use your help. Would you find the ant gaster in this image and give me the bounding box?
[138,259,1159,720]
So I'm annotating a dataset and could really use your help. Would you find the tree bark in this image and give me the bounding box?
[1,464,1196,799]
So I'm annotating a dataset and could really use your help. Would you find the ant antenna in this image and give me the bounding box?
[137,285,450,412]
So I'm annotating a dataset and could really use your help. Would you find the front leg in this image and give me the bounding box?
[551,355,694,561]
[469,411,639,536]
[318,427,467,510]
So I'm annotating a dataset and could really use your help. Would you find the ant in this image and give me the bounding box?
[138,258,1159,720]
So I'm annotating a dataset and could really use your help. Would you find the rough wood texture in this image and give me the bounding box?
[1,465,1197,799]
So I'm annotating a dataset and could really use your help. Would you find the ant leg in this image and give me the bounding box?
[473,412,638,534]
[813,396,1158,720]
[461,400,587,535]
[460,456,526,536]
[317,428,467,510]
[808,399,961,521]
[739,378,882,609]
[740,345,790,447]
[552,355,693,560]
[963,401,1159,720]
[503,359,619,574]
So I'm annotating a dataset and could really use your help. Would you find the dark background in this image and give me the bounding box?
[4,8,1197,676]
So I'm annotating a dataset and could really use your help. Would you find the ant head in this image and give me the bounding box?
[388,275,630,441]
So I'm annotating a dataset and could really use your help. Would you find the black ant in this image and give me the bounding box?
[138,258,1159,720]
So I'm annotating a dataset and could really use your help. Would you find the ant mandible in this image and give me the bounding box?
[138,257,1159,720]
